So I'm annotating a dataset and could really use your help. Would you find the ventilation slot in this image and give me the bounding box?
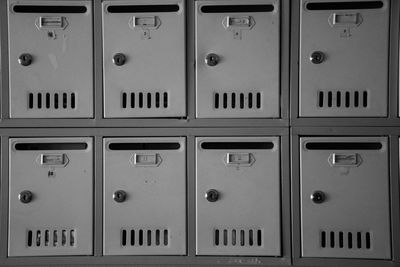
[201,142,274,150]
[27,229,76,248]
[306,1,384,11]
[320,231,372,250]
[27,92,76,110]
[317,90,368,109]
[13,5,87,13]
[213,92,262,111]
[214,228,263,247]
[305,142,382,150]
[121,229,169,247]
[121,92,169,109]
[107,4,180,13]
[201,5,274,13]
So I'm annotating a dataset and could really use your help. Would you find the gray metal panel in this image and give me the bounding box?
[103,137,186,255]
[8,137,93,256]
[195,0,280,118]
[8,0,93,118]
[299,0,389,117]
[300,136,391,259]
[102,0,186,118]
[196,136,281,256]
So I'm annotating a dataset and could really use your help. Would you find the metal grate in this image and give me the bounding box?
[213,92,262,110]
[121,92,169,109]
[121,229,169,247]
[27,229,76,248]
[320,231,372,250]
[317,90,368,109]
[213,228,263,247]
[28,92,76,110]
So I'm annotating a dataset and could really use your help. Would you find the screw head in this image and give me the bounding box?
[205,53,220,67]
[113,190,127,203]
[205,189,219,202]
[18,53,33,66]
[113,53,126,66]
[310,51,325,64]
[19,190,33,204]
[310,191,326,204]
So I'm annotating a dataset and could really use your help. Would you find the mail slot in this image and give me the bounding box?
[8,138,93,256]
[195,0,280,118]
[103,138,186,255]
[8,1,93,118]
[196,137,281,255]
[300,137,391,258]
[103,1,186,118]
[299,0,389,117]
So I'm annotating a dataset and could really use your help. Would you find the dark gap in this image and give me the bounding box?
[147,93,151,108]
[147,230,152,246]
[37,93,42,109]
[201,142,274,150]
[28,93,34,109]
[156,230,160,246]
[256,93,261,109]
[327,91,332,107]
[36,230,41,247]
[164,230,168,246]
[223,93,228,109]
[231,93,236,108]
[240,93,244,109]
[122,93,127,108]
[248,93,253,108]
[62,230,66,246]
[354,91,359,107]
[46,93,50,109]
[336,91,341,107]
[131,230,135,246]
[15,142,88,150]
[54,93,59,109]
[107,4,179,13]
[53,230,58,247]
[357,232,362,248]
[223,229,228,246]
[139,92,143,108]
[70,230,75,246]
[257,230,262,246]
[339,232,344,248]
[63,93,67,109]
[45,230,49,246]
[305,142,382,150]
[13,5,87,13]
[249,230,253,246]
[27,230,33,247]
[330,231,335,248]
[345,91,350,107]
[363,91,368,107]
[155,92,160,108]
[306,1,384,11]
[348,232,353,249]
[240,230,245,246]
[366,232,371,249]
[121,230,127,246]
[163,92,168,108]
[201,4,274,13]
[71,93,76,109]
[131,93,135,108]
[318,91,324,107]
[214,93,219,109]
[321,231,326,248]
[109,142,180,150]
[139,230,143,246]
[232,230,236,246]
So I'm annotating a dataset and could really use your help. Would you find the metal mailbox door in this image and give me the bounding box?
[8,138,93,256]
[196,137,281,256]
[8,1,93,118]
[195,0,280,118]
[300,137,391,259]
[299,0,389,117]
[103,1,186,118]
[103,137,186,255]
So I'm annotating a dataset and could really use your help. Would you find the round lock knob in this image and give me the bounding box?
[113,190,127,203]
[310,51,325,64]
[205,53,220,67]
[19,190,33,204]
[113,53,126,66]
[18,53,33,66]
[310,191,326,204]
[205,189,219,202]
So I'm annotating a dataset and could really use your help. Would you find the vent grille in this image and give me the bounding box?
[28,92,76,110]
[214,92,262,110]
[317,90,368,109]
[320,231,372,250]
[213,228,263,247]
[27,229,76,248]
[121,92,169,109]
[121,228,169,247]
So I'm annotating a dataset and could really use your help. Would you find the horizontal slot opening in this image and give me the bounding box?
[201,142,274,150]
[13,5,87,13]
[108,142,181,150]
[15,143,88,151]
[305,142,382,150]
[201,4,274,13]
[107,4,179,13]
[305,1,383,10]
